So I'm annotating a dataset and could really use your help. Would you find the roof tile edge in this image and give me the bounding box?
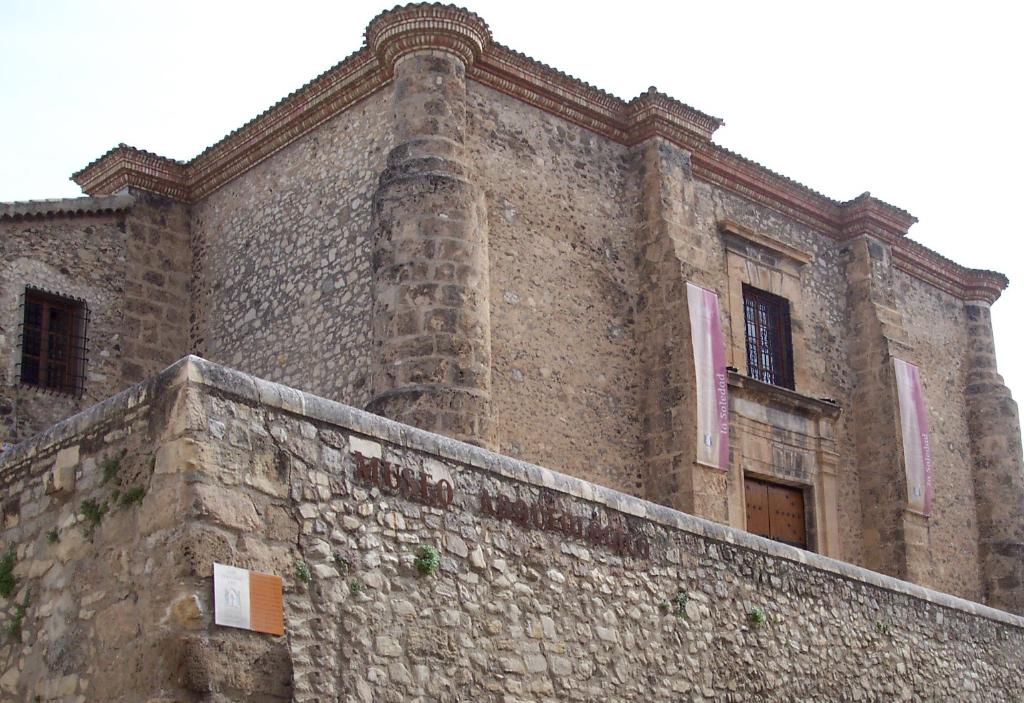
[0,193,134,221]
[64,4,1006,303]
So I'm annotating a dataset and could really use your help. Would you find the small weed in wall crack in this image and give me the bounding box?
[0,549,16,598]
[100,449,127,485]
[5,591,29,642]
[349,580,363,595]
[748,605,767,628]
[333,553,351,574]
[414,545,441,576]
[295,560,312,584]
[658,591,689,618]
[45,529,59,545]
[118,485,145,507]
[80,499,108,537]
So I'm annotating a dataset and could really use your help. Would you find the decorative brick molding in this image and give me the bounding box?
[72,145,187,202]
[69,3,1007,304]
[366,3,491,71]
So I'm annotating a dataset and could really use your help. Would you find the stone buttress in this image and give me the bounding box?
[366,6,496,448]
[964,299,1024,612]
[632,130,729,523]
[842,228,930,584]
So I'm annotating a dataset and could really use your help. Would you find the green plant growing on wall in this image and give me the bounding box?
[295,560,312,584]
[333,553,351,574]
[349,580,363,595]
[45,529,59,545]
[0,550,15,598]
[748,605,767,628]
[80,499,108,537]
[5,591,29,642]
[119,485,146,507]
[414,545,441,576]
[875,620,892,636]
[658,600,671,614]
[100,449,126,485]
[671,591,689,618]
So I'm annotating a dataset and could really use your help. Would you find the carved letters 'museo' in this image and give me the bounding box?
[350,451,650,559]
[352,452,454,508]
[479,488,652,560]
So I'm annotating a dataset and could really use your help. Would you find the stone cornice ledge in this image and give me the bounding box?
[10,355,1008,629]
[728,371,842,420]
[67,4,1004,305]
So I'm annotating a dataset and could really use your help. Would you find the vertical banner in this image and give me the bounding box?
[686,283,730,470]
[893,359,933,516]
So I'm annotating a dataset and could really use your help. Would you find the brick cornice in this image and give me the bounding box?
[366,3,491,71]
[72,145,188,202]
[68,3,1007,304]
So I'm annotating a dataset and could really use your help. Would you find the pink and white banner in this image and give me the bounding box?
[894,358,933,516]
[686,283,729,471]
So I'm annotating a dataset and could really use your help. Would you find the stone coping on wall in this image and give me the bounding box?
[3,354,1023,631]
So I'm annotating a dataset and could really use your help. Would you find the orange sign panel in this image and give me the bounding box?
[249,570,285,636]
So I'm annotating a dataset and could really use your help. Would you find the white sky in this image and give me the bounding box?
[1,0,1022,402]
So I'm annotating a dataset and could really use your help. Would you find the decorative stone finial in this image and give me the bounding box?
[366,4,492,72]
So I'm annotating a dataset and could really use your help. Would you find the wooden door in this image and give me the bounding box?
[744,476,807,549]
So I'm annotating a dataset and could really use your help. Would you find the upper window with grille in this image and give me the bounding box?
[19,288,88,396]
[742,284,794,390]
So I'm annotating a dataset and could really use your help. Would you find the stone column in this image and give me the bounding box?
[843,234,929,583]
[964,300,1024,613]
[365,6,495,448]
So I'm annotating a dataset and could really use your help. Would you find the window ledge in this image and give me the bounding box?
[727,371,841,419]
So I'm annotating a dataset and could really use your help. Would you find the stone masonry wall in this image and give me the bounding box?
[0,193,190,445]
[190,87,393,408]
[27,356,1011,703]
[0,365,207,701]
[894,268,983,601]
[466,83,643,495]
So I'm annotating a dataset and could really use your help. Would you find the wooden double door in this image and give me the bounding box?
[744,476,807,549]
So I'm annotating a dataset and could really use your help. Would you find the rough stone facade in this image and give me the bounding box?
[2,357,1023,702]
[3,0,1023,643]
[0,193,190,442]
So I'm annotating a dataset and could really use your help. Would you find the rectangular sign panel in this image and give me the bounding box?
[893,358,933,516]
[214,563,284,636]
[686,283,730,471]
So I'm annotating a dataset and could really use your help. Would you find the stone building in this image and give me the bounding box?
[2,0,1022,629]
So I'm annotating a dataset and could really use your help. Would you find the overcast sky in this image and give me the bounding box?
[1,0,1021,403]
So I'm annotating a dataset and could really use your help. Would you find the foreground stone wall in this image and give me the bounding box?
[5,357,1015,701]
[0,367,201,700]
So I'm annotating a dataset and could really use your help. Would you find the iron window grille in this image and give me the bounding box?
[18,287,89,396]
[742,284,794,390]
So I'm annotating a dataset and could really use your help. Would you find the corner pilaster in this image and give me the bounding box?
[633,137,728,523]
[843,235,929,582]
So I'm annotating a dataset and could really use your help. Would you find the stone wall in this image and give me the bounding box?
[0,364,202,701]
[190,87,393,408]
[894,268,982,600]
[5,357,1018,701]
[0,192,190,446]
[467,83,642,494]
